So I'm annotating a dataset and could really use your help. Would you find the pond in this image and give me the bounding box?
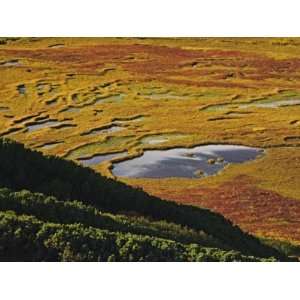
[203,98,300,112]
[26,120,62,132]
[61,106,81,113]
[77,151,128,166]
[66,136,133,160]
[240,99,300,109]
[112,144,263,178]
[85,125,124,136]
[48,44,65,48]
[95,94,124,104]
[36,83,48,92]
[45,98,58,106]
[140,133,188,145]
[0,60,21,67]
[38,141,63,150]
[17,84,26,95]
[141,92,190,100]
[113,115,145,125]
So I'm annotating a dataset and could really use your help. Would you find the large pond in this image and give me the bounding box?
[112,144,263,178]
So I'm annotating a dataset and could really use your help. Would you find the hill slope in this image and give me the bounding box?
[0,138,287,261]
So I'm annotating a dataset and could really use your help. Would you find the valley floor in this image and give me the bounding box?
[0,37,299,246]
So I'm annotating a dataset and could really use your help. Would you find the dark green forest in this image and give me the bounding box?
[0,138,290,261]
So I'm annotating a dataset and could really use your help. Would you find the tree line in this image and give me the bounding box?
[0,210,276,262]
[0,138,287,260]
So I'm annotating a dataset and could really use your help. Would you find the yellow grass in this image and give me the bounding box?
[0,37,299,203]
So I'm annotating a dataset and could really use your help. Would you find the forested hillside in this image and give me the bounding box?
[0,139,288,261]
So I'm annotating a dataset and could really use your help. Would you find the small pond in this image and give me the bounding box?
[203,98,300,112]
[38,141,63,150]
[36,83,48,92]
[85,125,124,136]
[113,116,144,125]
[141,92,190,100]
[95,94,124,104]
[17,84,26,95]
[112,144,263,178]
[1,60,21,67]
[77,151,128,166]
[26,120,61,132]
[140,133,187,145]
[61,106,81,113]
[48,44,65,48]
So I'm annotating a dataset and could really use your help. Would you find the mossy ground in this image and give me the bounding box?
[0,37,300,245]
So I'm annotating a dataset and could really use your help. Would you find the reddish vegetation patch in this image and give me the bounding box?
[2,43,300,88]
[151,176,300,244]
